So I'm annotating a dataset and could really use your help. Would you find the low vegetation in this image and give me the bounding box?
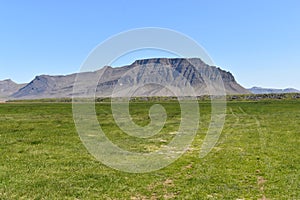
[0,99,299,199]
[6,93,300,103]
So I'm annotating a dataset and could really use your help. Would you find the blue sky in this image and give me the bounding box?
[0,0,299,89]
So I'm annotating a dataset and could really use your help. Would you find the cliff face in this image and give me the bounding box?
[10,58,250,99]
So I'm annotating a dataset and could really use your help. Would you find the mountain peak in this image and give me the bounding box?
[132,58,171,66]
[2,79,14,83]
[131,57,206,66]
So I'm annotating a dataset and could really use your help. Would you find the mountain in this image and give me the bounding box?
[0,79,26,100]
[249,87,300,94]
[10,58,249,99]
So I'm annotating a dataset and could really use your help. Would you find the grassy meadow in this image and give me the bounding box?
[0,99,299,199]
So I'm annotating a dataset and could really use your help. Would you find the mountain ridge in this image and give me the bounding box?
[249,87,300,94]
[0,79,26,100]
[2,58,250,99]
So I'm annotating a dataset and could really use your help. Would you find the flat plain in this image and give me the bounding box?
[0,99,299,199]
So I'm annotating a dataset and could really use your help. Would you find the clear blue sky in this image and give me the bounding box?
[1,0,299,89]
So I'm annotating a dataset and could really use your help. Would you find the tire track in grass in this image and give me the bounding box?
[238,106,271,200]
[238,106,247,115]
[224,106,270,199]
[238,107,268,161]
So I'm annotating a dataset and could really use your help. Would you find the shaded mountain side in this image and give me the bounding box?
[249,87,300,94]
[10,58,250,99]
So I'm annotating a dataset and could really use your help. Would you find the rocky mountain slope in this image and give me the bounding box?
[249,87,299,94]
[4,58,250,99]
[0,79,26,100]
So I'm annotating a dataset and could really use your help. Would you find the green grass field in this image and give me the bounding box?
[0,100,299,199]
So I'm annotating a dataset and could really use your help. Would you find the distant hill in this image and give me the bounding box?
[249,87,300,94]
[0,79,26,100]
[2,58,250,100]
